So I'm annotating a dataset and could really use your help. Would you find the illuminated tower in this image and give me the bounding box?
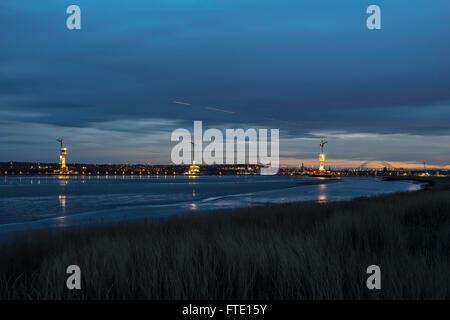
[319,139,328,171]
[188,160,200,175]
[57,138,67,171]
[184,141,200,176]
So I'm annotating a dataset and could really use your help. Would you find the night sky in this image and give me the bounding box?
[1,0,450,168]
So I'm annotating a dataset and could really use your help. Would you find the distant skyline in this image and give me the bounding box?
[1,1,450,168]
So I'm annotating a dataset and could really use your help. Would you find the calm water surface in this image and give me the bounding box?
[0,175,421,233]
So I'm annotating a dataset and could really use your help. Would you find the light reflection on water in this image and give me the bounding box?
[58,194,66,213]
[318,183,328,202]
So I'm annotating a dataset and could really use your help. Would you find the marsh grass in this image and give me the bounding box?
[0,178,449,299]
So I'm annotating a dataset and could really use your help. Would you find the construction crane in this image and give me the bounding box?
[319,139,328,171]
[56,138,67,170]
[320,139,328,154]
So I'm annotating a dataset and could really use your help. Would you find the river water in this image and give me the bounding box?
[0,175,421,233]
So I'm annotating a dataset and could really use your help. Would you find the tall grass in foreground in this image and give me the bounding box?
[0,181,449,299]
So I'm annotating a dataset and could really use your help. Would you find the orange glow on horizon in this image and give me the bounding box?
[280,158,450,169]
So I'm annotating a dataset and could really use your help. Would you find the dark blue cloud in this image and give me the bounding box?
[1,0,450,164]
